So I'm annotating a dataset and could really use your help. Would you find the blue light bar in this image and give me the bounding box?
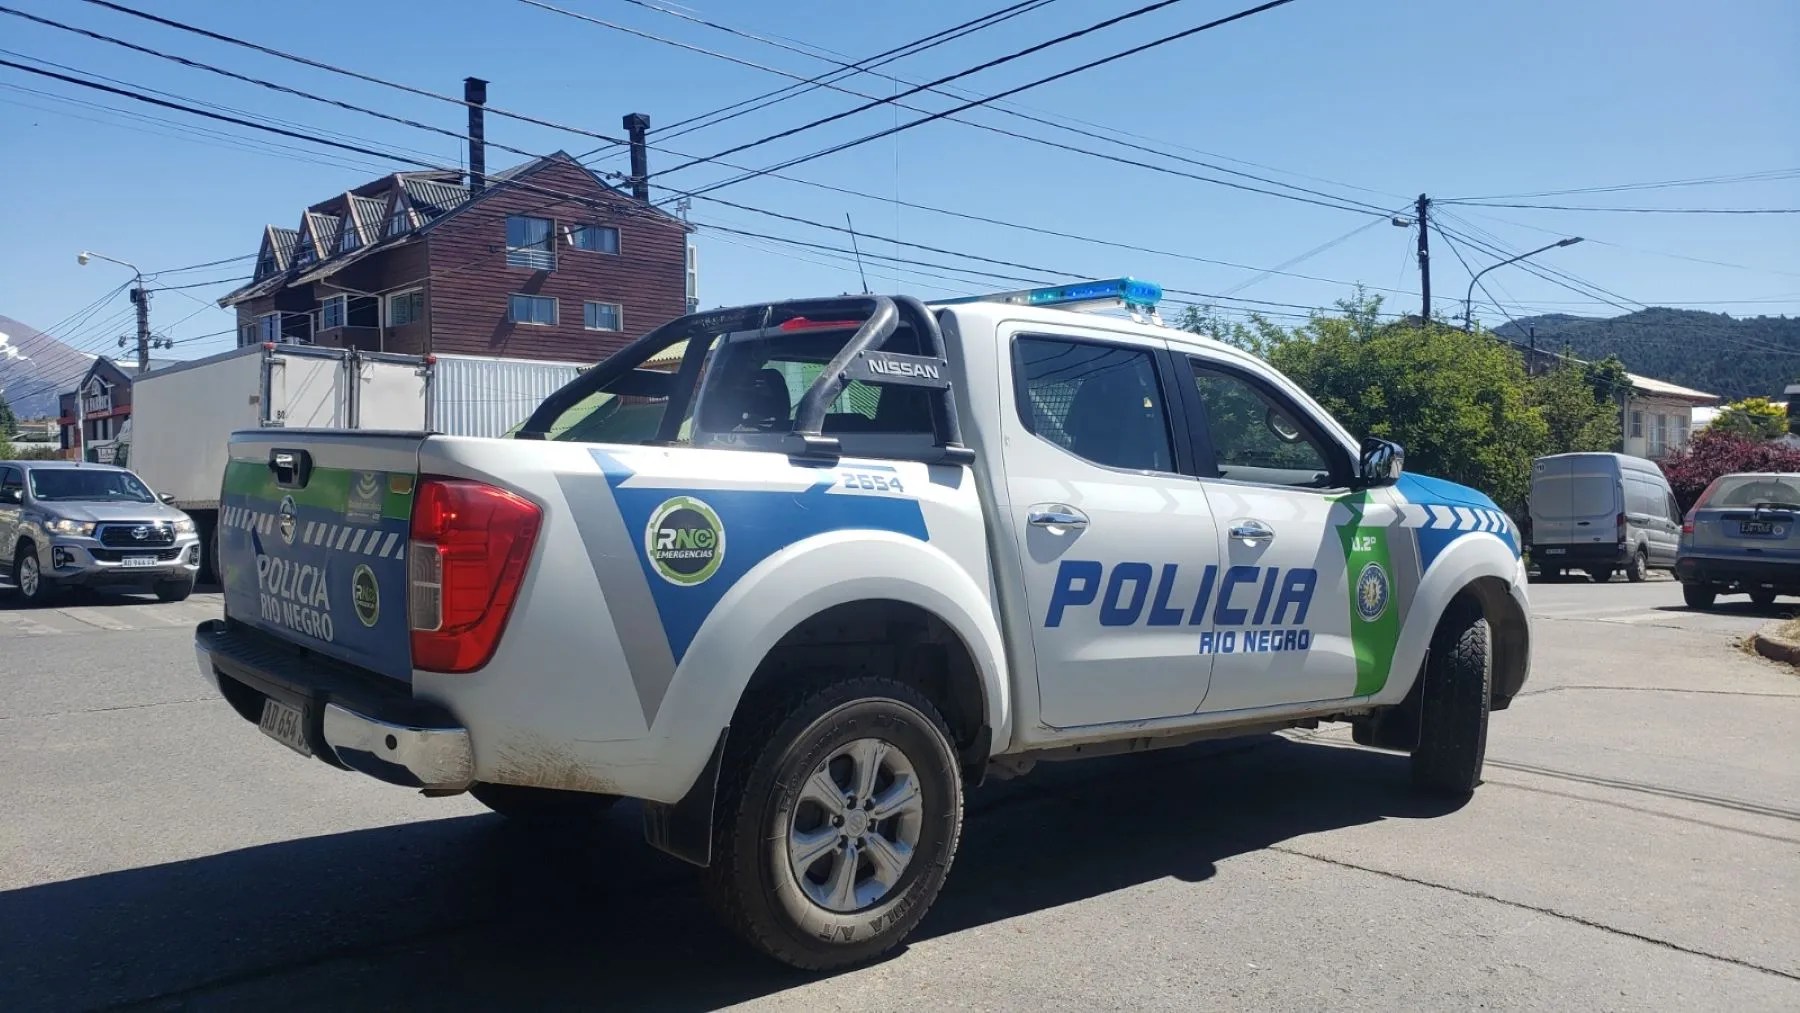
[933,277,1163,312]
[1025,278,1163,308]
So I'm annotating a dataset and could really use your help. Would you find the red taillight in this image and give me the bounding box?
[408,477,542,673]
[1681,520,1695,535]
[778,316,859,331]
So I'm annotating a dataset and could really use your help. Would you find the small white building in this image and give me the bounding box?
[1622,373,1717,460]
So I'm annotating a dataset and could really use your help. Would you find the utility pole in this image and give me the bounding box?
[130,285,151,372]
[1415,193,1431,321]
[1527,326,1537,374]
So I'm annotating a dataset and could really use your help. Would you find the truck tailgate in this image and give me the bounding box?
[219,430,424,682]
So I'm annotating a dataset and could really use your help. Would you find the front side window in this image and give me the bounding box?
[584,301,622,331]
[569,224,620,254]
[0,467,21,502]
[1190,361,1334,488]
[1014,336,1172,473]
[388,290,423,327]
[319,295,347,330]
[508,294,558,326]
[506,215,555,270]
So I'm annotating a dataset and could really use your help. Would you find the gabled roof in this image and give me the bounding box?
[220,152,690,308]
[1627,372,1718,403]
[350,195,386,243]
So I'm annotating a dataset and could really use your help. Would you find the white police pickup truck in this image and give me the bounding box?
[196,279,1530,969]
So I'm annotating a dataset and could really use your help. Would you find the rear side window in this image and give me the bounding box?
[1015,336,1173,473]
[543,324,936,445]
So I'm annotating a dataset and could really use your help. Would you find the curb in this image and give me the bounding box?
[1749,621,1800,667]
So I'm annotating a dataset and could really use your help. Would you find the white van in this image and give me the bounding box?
[1529,452,1680,582]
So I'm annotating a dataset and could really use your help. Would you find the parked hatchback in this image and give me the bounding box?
[1529,452,1680,583]
[0,460,201,604]
[1677,472,1800,609]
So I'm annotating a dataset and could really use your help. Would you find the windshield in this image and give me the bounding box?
[1708,475,1800,509]
[28,468,156,503]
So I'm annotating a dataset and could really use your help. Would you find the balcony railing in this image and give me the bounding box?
[505,246,556,271]
[83,394,113,414]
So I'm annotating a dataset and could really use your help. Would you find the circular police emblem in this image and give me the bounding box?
[1355,561,1390,623]
[351,563,380,628]
[645,496,724,586]
[278,495,298,545]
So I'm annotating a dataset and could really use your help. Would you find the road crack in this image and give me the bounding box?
[1267,845,1800,982]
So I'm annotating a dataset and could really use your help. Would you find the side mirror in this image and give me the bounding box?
[158,492,176,505]
[1357,437,1404,488]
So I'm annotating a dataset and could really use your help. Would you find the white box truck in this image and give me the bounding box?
[125,343,581,579]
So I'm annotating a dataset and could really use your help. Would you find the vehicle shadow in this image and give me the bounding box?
[0,735,1460,1012]
[1655,601,1800,619]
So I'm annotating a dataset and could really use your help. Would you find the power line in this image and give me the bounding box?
[0,7,548,162]
[1432,224,1522,328]
[567,0,1389,217]
[1219,217,1392,296]
[643,0,1060,145]
[1447,168,1800,202]
[623,0,1203,178]
[663,1,1319,205]
[1440,200,1800,215]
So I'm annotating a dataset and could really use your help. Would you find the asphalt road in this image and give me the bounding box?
[2,575,1797,1011]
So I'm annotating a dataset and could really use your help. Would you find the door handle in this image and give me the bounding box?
[1229,520,1274,542]
[1028,505,1089,530]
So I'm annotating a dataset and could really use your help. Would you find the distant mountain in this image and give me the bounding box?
[1495,308,1799,402]
[0,314,96,419]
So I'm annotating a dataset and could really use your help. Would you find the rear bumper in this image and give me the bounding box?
[1531,542,1627,566]
[193,619,473,790]
[1675,554,1800,591]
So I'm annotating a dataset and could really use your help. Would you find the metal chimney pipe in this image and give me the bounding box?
[623,112,651,202]
[465,77,489,193]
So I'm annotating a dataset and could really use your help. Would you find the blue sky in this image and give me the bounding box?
[1,0,1796,366]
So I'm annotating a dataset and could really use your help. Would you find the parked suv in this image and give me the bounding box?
[0,460,201,604]
[1677,472,1800,608]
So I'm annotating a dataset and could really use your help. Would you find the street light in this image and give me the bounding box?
[77,250,151,372]
[1464,237,1584,331]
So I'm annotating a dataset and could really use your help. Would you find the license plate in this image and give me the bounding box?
[1739,521,1777,536]
[1543,547,1566,555]
[120,555,157,568]
[258,698,312,757]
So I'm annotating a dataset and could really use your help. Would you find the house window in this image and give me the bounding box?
[506,215,556,270]
[1629,410,1643,438]
[339,218,360,253]
[256,252,277,279]
[256,313,281,342]
[388,289,424,327]
[583,301,622,332]
[388,203,411,237]
[568,224,620,254]
[320,295,347,330]
[508,294,558,326]
[686,244,698,312]
[1675,416,1691,447]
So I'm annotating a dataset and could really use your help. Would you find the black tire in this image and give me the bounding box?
[155,579,195,603]
[12,543,57,606]
[468,783,618,826]
[1587,568,1614,583]
[1682,585,1717,610]
[1626,549,1648,583]
[1750,589,1778,607]
[705,676,964,971]
[1411,600,1491,797]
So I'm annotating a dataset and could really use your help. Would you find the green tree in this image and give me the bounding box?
[1707,396,1787,440]
[1529,360,1621,455]
[1254,299,1547,513]
[0,393,17,440]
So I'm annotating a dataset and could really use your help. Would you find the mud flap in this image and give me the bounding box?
[1351,654,1426,751]
[643,728,728,867]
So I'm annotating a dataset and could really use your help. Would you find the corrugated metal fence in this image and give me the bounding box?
[428,354,585,438]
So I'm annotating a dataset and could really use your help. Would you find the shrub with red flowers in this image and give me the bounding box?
[1660,429,1800,511]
